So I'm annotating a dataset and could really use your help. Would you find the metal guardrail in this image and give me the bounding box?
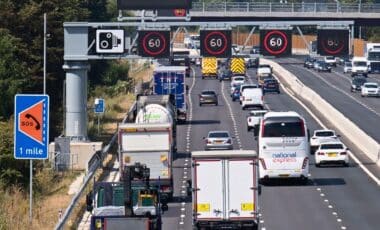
[191,2,380,14]
[54,102,137,230]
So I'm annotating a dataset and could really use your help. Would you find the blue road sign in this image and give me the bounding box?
[94,98,105,113]
[14,94,49,159]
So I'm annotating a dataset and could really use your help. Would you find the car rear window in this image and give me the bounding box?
[320,144,344,150]
[262,117,305,137]
[234,77,245,81]
[365,84,378,88]
[315,131,334,137]
[209,132,229,138]
[202,91,216,95]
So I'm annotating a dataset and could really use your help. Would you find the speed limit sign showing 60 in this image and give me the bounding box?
[200,30,231,58]
[260,30,292,56]
[138,30,170,58]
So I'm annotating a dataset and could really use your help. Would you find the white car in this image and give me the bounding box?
[231,75,245,86]
[230,76,245,95]
[310,129,339,152]
[324,56,337,67]
[343,62,352,73]
[315,141,349,167]
[361,82,380,97]
[246,110,267,132]
[204,131,233,150]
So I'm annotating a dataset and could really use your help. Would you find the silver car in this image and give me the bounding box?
[204,131,233,150]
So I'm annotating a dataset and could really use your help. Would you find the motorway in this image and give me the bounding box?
[161,64,380,230]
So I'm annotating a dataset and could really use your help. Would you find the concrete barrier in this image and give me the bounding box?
[261,58,380,166]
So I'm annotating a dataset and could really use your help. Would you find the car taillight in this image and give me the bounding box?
[261,121,265,137]
[242,96,245,101]
[300,119,305,136]
[340,152,347,155]
[261,96,264,100]
[248,118,251,122]
[302,157,309,169]
[318,152,325,155]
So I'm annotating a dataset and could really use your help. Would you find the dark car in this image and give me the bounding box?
[317,61,332,72]
[262,78,280,94]
[246,57,259,68]
[304,57,316,68]
[218,68,232,81]
[250,45,260,54]
[231,84,242,101]
[351,77,367,92]
[199,90,218,106]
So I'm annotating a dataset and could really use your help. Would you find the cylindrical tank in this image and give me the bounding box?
[135,104,174,124]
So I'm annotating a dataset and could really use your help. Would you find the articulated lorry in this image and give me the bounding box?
[191,150,260,230]
[153,66,188,123]
[118,122,175,202]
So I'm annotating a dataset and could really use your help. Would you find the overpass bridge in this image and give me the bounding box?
[189,1,380,25]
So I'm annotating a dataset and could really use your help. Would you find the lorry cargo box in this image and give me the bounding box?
[191,150,260,229]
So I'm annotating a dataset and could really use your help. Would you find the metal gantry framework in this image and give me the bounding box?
[63,20,354,140]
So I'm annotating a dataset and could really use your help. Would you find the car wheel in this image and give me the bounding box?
[361,94,364,97]
[277,90,280,94]
[232,98,235,101]
[344,162,349,167]
[242,106,245,110]
[199,103,202,106]
[315,163,320,168]
[247,127,251,132]
[215,102,218,106]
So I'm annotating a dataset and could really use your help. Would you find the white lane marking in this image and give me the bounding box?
[177,67,196,228]
[294,65,380,118]
[221,80,243,149]
[278,76,380,186]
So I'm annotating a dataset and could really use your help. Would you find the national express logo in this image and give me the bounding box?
[272,152,297,163]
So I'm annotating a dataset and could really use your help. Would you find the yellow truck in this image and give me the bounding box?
[201,57,218,79]
[230,57,246,76]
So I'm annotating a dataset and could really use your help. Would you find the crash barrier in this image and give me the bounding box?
[261,58,380,166]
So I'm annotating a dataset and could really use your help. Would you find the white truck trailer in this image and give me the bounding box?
[118,122,174,202]
[191,150,260,230]
[365,43,380,73]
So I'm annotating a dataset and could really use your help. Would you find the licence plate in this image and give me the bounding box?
[246,99,252,101]
[215,140,223,143]
[328,153,337,157]
[269,84,275,87]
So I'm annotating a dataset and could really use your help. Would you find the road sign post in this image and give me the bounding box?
[14,94,49,224]
[94,98,105,135]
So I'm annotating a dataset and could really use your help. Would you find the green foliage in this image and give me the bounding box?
[0,29,28,118]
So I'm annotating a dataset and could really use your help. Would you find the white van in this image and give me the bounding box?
[257,111,310,184]
[241,88,264,110]
[351,57,368,77]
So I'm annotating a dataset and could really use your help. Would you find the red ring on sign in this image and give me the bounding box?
[321,39,345,55]
[204,31,228,56]
[263,30,289,55]
[142,32,167,56]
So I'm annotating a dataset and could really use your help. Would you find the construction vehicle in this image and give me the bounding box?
[230,56,246,76]
[201,57,218,79]
[86,163,168,230]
